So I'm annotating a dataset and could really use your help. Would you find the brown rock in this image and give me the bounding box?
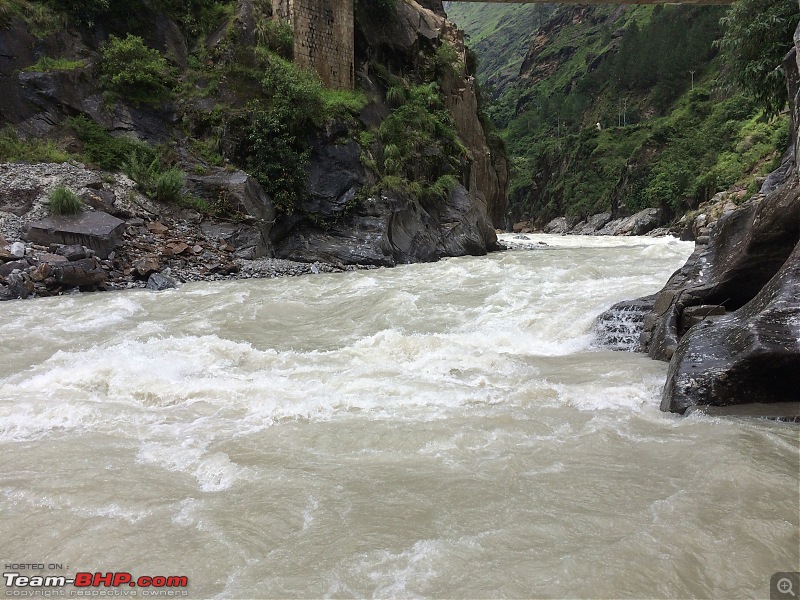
[52,258,107,288]
[147,221,169,234]
[133,257,161,278]
[0,248,14,262]
[30,263,53,282]
[37,253,69,264]
[167,242,190,255]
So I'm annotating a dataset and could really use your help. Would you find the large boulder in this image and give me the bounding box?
[572,212,612,235]
[26,211,125,258]
[662,240,800,413]
[275,183,496,266]
[642,178,800,362]
[303,136,366,219]
[595,23,800,415]
[596,208,662,236]
[186,168,275,258]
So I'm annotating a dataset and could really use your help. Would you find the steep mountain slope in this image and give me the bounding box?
[0,0,508,286]
[442,2,554,95]
[446,3,789,228]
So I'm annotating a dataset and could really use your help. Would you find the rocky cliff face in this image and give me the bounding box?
[598,25,800,416]
[1,0,507,292]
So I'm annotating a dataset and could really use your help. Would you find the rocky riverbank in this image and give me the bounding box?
[0,162,375,302]
[596,24,800,419]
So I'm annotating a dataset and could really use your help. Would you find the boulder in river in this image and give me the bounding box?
[662,240,800,414]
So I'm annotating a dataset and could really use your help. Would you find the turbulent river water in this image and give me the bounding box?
[1,235,798,599]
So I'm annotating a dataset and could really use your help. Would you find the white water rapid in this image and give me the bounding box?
[1,235,797,598]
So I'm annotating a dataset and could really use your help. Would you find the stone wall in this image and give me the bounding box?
[272,0,354,90]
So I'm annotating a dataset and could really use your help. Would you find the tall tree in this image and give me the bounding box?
[717,0,800,116]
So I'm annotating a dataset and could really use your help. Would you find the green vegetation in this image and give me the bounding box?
[99,34,174,104]
[0,128,70,163]
[49,0,108,24]
[123,153,184,203]
[363,83,462,204]
[237,54,326,214]
[48,186,82,215]
[255,16,293,59]
[445,4,555,94]
[320,89,369,121]
[23,56,86,72]
[717,0,800,116]
[66,116,156,172]
[65,116,190,206]
[0,0,62,36]
[448,3,792,223]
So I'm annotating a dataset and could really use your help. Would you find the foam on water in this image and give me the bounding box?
[1,236,797,599]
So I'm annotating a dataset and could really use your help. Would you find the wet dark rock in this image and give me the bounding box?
[52,257,107,288]
[4,271,33,299]
[544,217,570,234]
[573,212,612,235]
[56,244,88,261]
[643,178,800,362]
[303,139,365,219]
[678,304,726,336]
[26,211,125,258]
[662,240,800,413]
[0,259,30,277]
[200,223,268,261]
[146,272,177,291]
[595,295,657,352]
[276,183,496,266]
[186,169,274,256]
[597,208,663,236]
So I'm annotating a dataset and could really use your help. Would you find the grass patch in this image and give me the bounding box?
[48,186,82,215]
[0,128,70,163]
[321,89,368,120]
[23,56,86,72]
[0,0,63,36]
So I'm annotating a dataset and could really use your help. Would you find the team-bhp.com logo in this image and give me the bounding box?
[4,571,188,597]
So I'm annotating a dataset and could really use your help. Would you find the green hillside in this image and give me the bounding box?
[442,2,555,94]
[446,3,792,225]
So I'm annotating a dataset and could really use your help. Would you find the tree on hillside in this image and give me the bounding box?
[717,0,800,116]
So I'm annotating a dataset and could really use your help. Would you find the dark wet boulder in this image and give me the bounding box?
[146,272,177,291]
[186,169,275,257]
[662,240,800,413]
[275,183,496,267]
[303,138,366,220]
[572,212,612,235]
[594,295,657,352]
[642,177,800,362]
[200,223,268,260]
[51,257,106,288]
[26,211,125,259]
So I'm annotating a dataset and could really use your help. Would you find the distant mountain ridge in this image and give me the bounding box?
[446,3,788,226]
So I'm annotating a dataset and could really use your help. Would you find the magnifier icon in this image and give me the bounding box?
[778,578,796,597]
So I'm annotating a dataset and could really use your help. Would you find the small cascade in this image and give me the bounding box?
[594,295,657,352]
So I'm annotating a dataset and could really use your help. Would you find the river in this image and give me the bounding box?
[1,235,797,599]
